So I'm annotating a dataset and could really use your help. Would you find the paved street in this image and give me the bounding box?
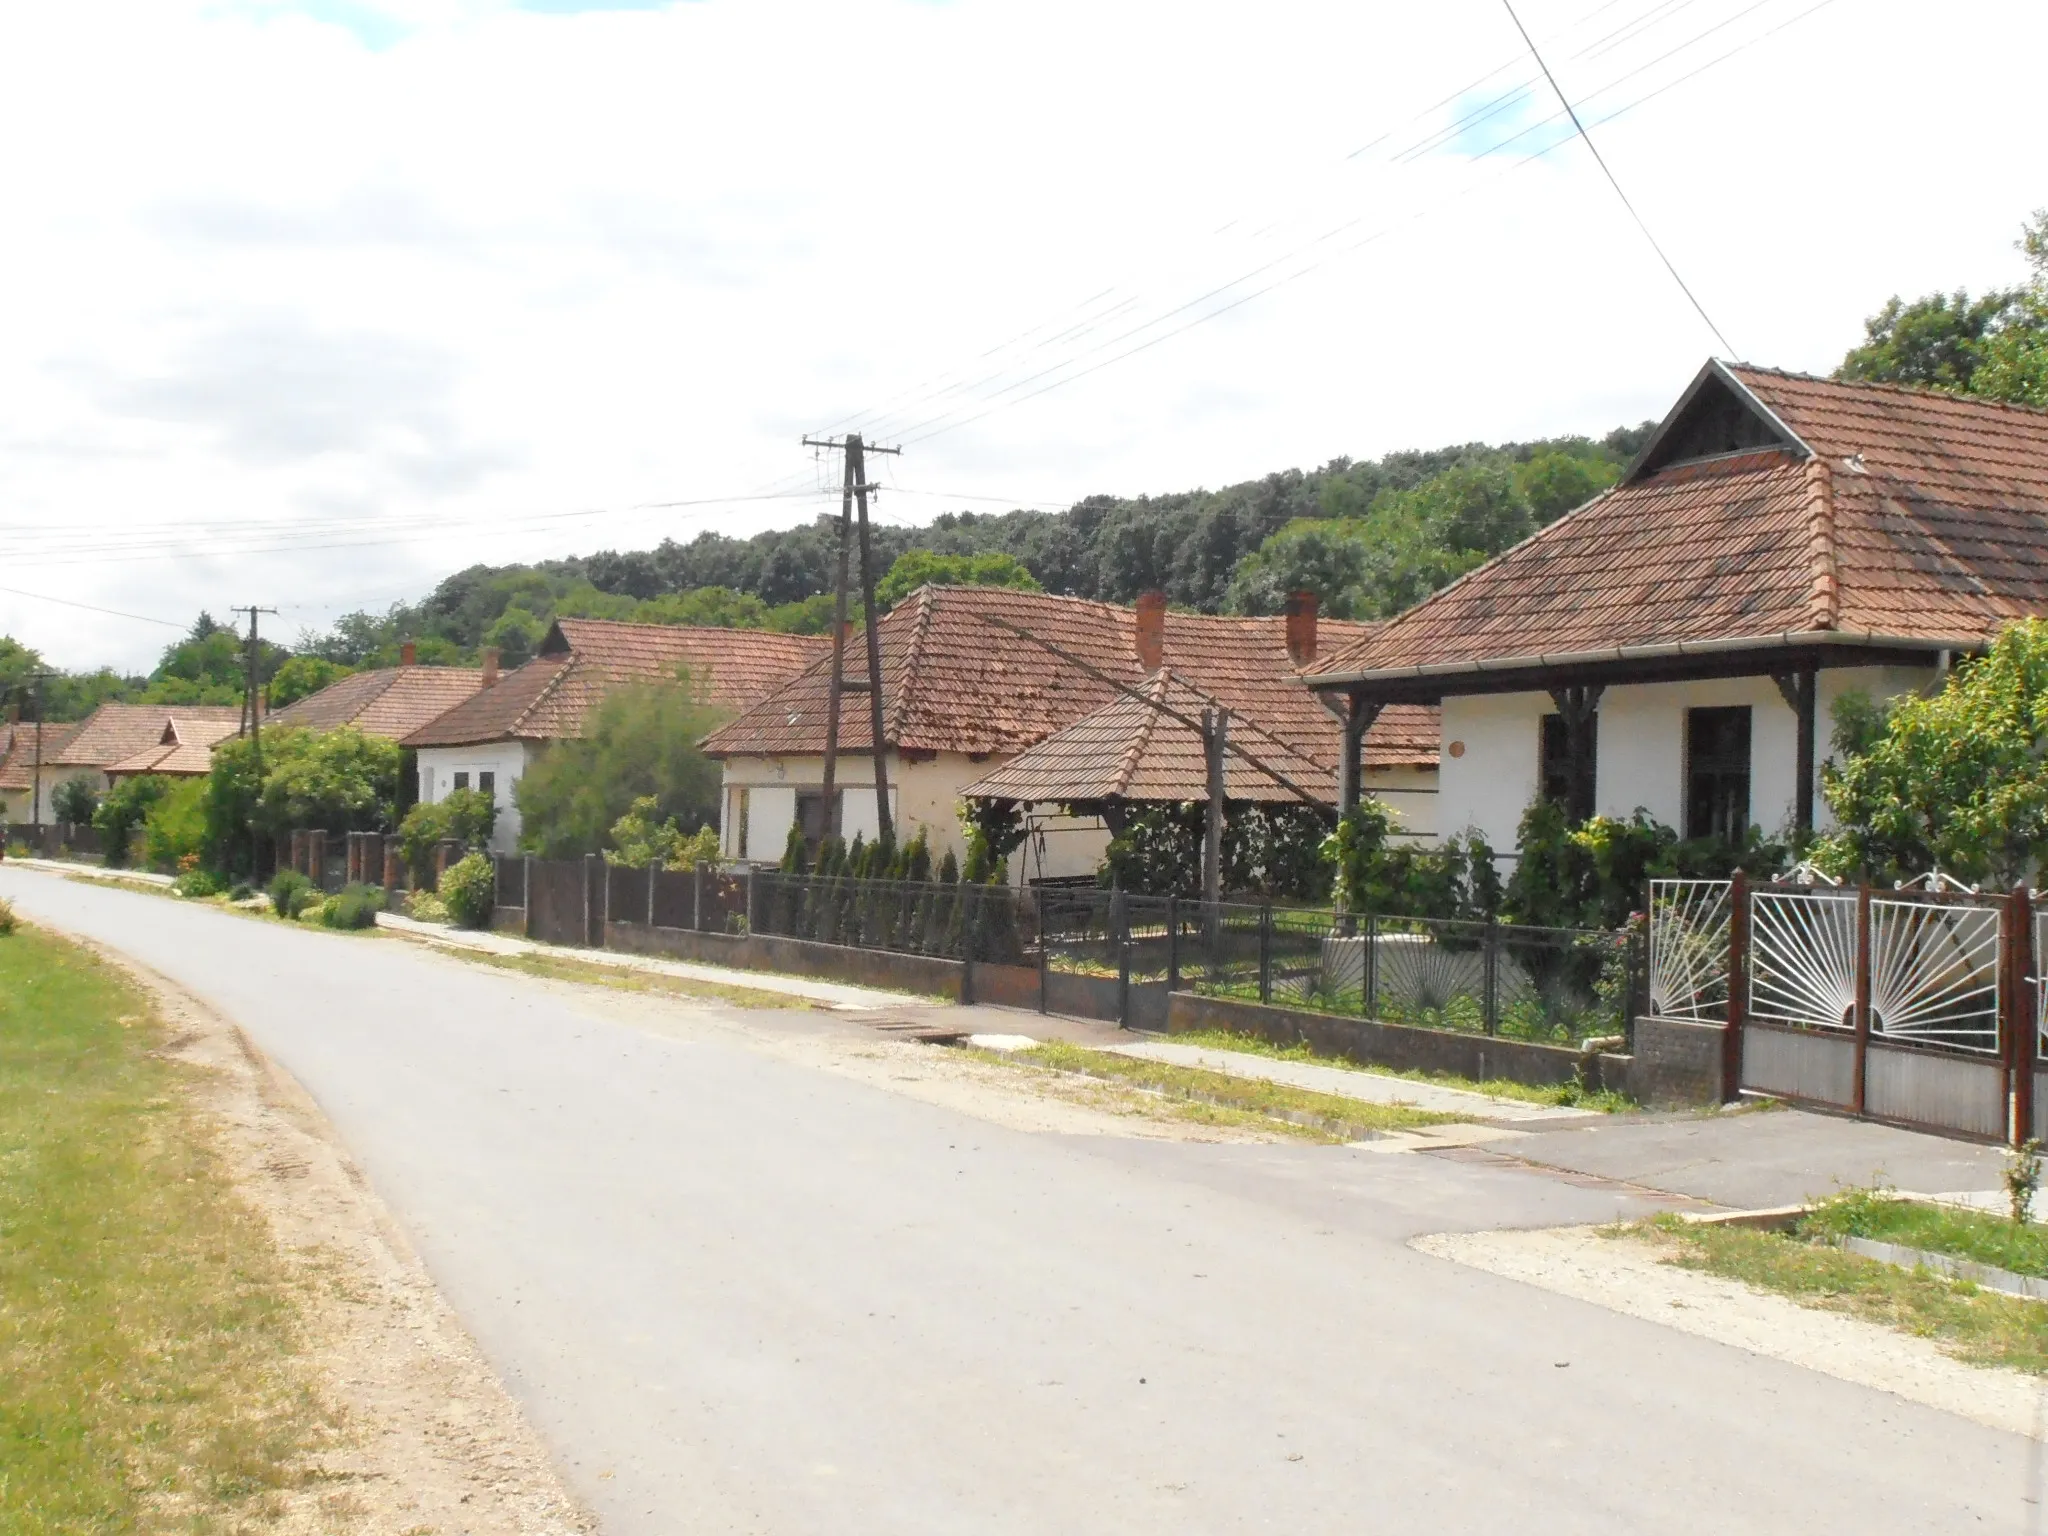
[2,865,2036,1534]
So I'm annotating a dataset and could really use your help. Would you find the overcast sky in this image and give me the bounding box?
[4,0,2044,671]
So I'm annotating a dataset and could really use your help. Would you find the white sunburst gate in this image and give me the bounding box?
[1732,870,2038,1143]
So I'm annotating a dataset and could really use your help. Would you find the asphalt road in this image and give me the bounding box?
[3,867,2036,1534]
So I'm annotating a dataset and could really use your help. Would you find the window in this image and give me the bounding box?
[478,770,495,801]
[795,789,842,847]
[1539,713,1596,808]
[452,771,470,791]
[1686,706,1752,841]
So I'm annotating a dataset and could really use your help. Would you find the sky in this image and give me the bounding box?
[2,0,2044,672]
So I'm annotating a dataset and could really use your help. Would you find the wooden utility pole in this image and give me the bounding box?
[799,432,901,850]
[24,672,53,829]
[1202,707,1228,908]
[233,607,278,775]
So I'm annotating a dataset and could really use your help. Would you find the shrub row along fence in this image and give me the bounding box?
[489,855,1634,1047]
[1647,873,2039,1144]
[4,822,103,859]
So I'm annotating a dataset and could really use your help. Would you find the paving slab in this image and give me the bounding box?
[1501,1107,2008,1211]
[1095,1039,1588,1122]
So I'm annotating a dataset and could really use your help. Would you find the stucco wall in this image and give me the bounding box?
[416,741,532,853]
[721,752,969,866]
[1437,663,1939,856]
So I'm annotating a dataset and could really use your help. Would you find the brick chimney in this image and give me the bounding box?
[1135,590,1166,672]
[400,640,417,667]
[1284,590,1318,666]
[480,646,500,688]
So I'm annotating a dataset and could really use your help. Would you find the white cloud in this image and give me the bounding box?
[1,0,2043,669]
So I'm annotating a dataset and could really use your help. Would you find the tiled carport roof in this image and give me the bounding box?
[700,584,1433,767]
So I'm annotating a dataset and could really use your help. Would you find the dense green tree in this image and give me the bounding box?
[1837,209,2048,407]
[875,550,1041,609]
[267,655,352,708]
[1818,619,2048,886]
[94,775,169,867]
[1837,289,2022,392]
[513,680,725,858]
[203,727,400,875]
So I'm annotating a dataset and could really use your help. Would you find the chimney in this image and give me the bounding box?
[400,640,417,667]
[1134,590,1166,672]
[481,647,500,689]
[1284,590,1319,666]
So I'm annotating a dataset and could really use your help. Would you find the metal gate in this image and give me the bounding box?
[1649,874,2036,1144]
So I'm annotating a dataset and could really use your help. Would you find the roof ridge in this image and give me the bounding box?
[1731,361,2048,419]
[510,652,574,737]
[1804,455,1838,630]
[1112,670,1174,797]
[889,587,940,745]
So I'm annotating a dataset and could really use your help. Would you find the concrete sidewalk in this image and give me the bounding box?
[1095,1038,1589,1123]
[4,857,173,887]
[375,910,928,1012]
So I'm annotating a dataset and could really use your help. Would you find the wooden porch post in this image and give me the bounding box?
[1337,697,1383,817]
[1774,670,1819,839]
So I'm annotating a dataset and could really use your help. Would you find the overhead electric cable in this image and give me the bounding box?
[0,585,187,629]
[1498,0,1738,357]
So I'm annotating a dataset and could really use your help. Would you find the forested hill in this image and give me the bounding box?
[0,420,1652,720]
[317,420,1653,668]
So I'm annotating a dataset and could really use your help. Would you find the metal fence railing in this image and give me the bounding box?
[747,871,1038,965]
[1168,903,1636,1045]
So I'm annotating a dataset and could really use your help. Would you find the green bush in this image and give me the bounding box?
[228,882,255,903]
[142,780,208,873]
[320,883,384,930]
[438,853,495,930]
[172,867,226,899]
[267,869,316,920]
[53,774,101,825]
[93,775,170,869]
[402,889,449,923]
[0,897,14,936]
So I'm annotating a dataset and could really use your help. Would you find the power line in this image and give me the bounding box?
[0,584,187,629]
[1498,0,1738,357]
[813,0,1803,454]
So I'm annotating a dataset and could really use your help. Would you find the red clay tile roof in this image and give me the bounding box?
[0,720,85,791]
[401,619,828,748]
[702,584,1438,769]
[47,704,246,771]
[1308,360,2048,683]
[102,716,240,778]
[270,666,484,740]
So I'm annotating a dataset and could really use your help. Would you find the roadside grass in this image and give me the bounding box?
[1167,1027,1634,1112]
[975,1039,1466,1141]
[446,945,826,1010]
[1631,1204,2048,1374]
[0,923,337,1531]
[1803,1188,2048,1278]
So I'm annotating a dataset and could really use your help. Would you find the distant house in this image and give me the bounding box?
[2,703,245,823]
[0,718,84,824]
[104,716,242,783]
[703,585,1439,881]
[268,644,484,742]
[1305,360,2048,858]
[401,618,829,853]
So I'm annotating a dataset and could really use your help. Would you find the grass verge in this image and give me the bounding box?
[1804,1188,2048,1278]
[976,1040,1466,1141]
[0,922,337,1531]
[1633,1207,2048,1374]
[1168,1026,1634,1112]
[442,943,825,1010]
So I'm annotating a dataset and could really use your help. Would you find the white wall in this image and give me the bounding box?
[416,741,531,854]
[1437,662,1940,857]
